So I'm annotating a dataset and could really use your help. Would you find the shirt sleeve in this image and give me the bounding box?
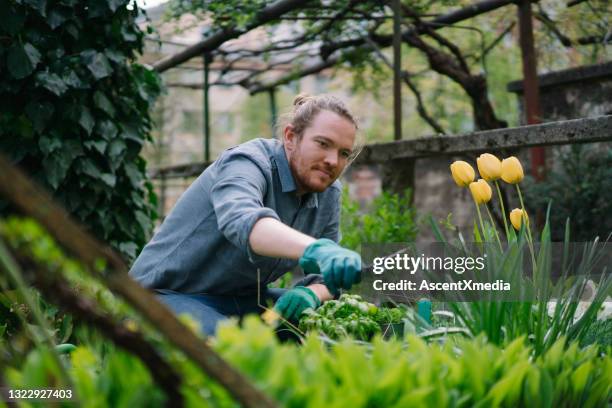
[210,155,280,263]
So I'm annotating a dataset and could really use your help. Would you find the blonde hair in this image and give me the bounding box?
[277,94,363,162]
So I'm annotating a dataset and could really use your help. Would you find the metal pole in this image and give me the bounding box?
[392,0,402,141]
[203,52,211,162]
[517,0,545,181]
[268,88,277,139]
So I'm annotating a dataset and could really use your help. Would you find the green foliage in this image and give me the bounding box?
[0,0,161,260]
[428,207,612,355]
[298,294,394,341]
[524,145,612,242]
[340,187,418,251]
[6,318,611,407]
[1,217,610,406]
[581,319,612,348]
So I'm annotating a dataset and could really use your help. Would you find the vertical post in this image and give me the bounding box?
[517,0,545,181]
[268,88,277,139]
[392,0,402,141]
[159,173,167,221]
[203,52,211,163]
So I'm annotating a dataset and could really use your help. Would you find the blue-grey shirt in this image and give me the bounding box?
[129,138,341,295]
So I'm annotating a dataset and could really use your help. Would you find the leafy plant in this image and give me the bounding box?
[524,145,612,242]
[340,187,418,251]
[5,317,611,407]
[0,0,161,260]
[299,294,383,341]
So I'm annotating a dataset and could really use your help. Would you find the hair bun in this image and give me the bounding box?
[293,93,312,108]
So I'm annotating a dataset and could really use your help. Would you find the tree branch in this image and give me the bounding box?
[364,36,446,135]
[0,153,278,408]
[153,0,310,72]
[5,246,183,407]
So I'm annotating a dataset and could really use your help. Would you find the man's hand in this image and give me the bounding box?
[299,238,361,296]
[274,286,321,321]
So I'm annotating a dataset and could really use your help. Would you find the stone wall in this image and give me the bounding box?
[406,62,612,242]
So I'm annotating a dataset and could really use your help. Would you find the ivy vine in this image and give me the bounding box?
[0,0,161,260]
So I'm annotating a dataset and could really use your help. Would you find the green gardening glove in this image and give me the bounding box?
[274,286,321,321]
[299,238,362,296]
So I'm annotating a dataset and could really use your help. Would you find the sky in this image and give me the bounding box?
[135,0,168,9]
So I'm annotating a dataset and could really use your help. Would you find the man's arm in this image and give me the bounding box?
[249,217,333,302]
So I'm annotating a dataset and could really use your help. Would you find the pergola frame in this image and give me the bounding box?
[147,0,610,210]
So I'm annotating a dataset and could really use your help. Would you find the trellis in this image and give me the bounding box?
[146,0,610,215]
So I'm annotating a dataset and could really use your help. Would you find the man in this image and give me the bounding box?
[129,94,362,335]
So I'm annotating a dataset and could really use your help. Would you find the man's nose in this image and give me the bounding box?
[323,150,338,167]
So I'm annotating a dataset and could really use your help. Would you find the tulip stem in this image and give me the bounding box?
[474,202,487,243]
[485,204,503,251]
[516,185,537,270]
[494,181,510,240]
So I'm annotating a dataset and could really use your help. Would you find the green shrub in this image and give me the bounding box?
[0,0,161,260]
[340,187,418,251]
[7,318,610,407]
[524,145,612,242]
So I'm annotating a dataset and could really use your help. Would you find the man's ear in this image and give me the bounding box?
[284,124,297,152]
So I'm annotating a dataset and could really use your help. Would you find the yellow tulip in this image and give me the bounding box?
[469,179,492,204]
[501,156,524,184]
[509,208,529,230]
[450,161,475,187]
[477,153,502,181]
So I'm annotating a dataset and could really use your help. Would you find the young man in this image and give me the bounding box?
[129,94,361,335]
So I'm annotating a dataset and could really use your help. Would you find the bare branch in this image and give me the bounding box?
[364,36,446,135]
[153,0,310,72]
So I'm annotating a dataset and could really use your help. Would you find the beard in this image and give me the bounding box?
[288,149,336,194]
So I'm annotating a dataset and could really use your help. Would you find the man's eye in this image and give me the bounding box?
[317,140,327,147]
[341,151,351,158]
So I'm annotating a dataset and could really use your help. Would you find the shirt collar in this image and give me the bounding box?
[273,141,319,208]
[274,142,296,193]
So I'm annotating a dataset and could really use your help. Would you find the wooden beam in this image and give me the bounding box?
[152,0,306,73]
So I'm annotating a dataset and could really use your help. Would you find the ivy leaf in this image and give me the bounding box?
[121,25,137,42]
[123,162,142,186]
[25,101,54,133]
[62,69,85,89]
[99,173,116,188]
[79,158,100,179]
[7,43,41,79]
[107,139,126,158]
[35,71,68,96]
[105,49,126,64]
[134,210,151,234]
[82,50,113,80]
[24,0,47,17]
[46,8,68,29]
[43,154,70,189]
[38,135,62,154]
[118,242,138,259]
[84,140,107,154]
[93,91,115,117]
[96,120,118,140]
[79,107,95,135]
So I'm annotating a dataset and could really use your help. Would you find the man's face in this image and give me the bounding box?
[284,110,356,195]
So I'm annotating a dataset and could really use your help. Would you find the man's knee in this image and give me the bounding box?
[156,293,228,336]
